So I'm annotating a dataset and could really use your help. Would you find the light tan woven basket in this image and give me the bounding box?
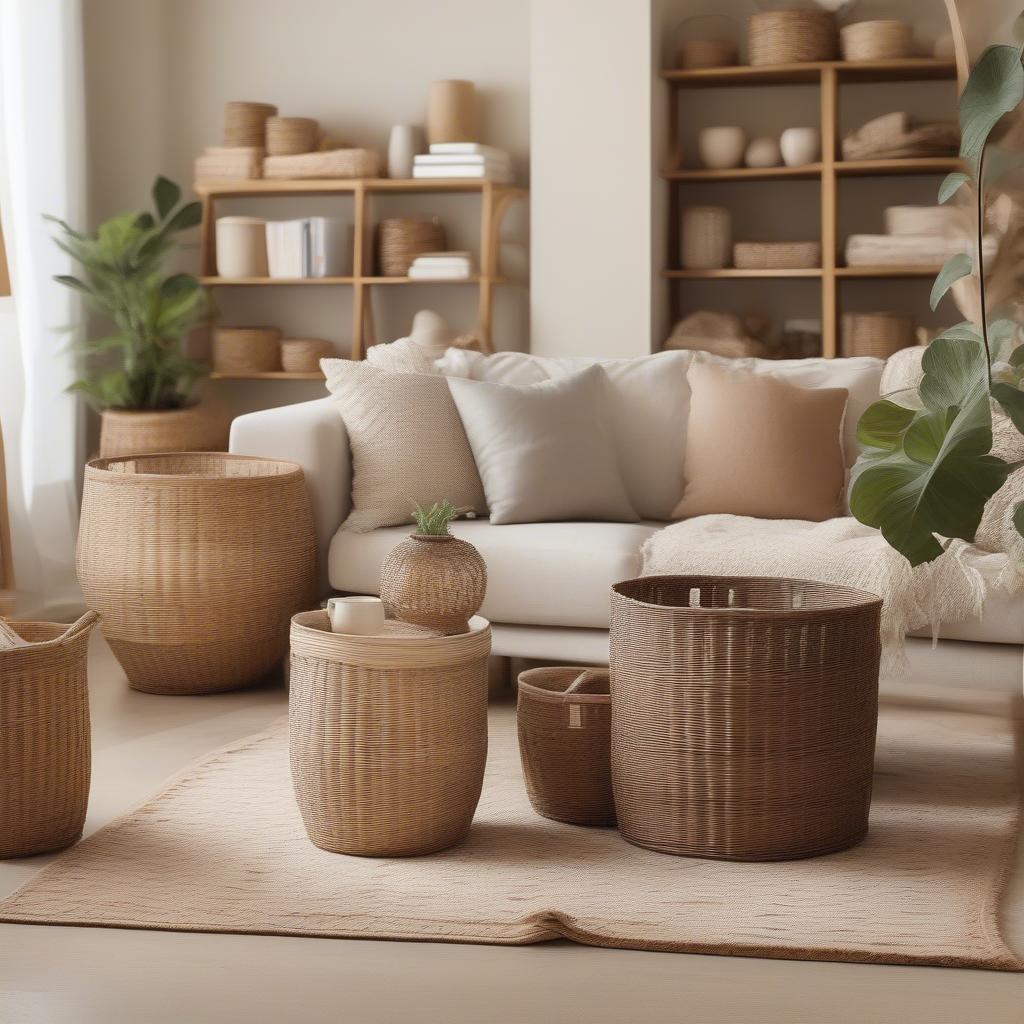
[840,20,913,61]
[281,338,334,373]
[262,148,381,180]
[265,116,319,156]
[224,101,278,147]
[733,241,820,269]
[0,613,98,858]
[212,326,282,373]
[678,38,737,69]
[610,576,881,862]
[77,453,316,695]
[517,667,615,827]
[377,217,447,276]
[98,405,229,459]
[748,9,837,66]
[842,312,916,358]
[681,206,732,270]
[289,611,491,856]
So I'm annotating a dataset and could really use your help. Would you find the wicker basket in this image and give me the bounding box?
[98,404,229,459]
[262,148,381,180]
[517,667,615,827]
[678,38,737,69]
[733,241,820,270]
[610,576,881,861]
[224,101,278,147]
[212,326,282,373]
[265,116,319,156]
[748,9,837,66]
[842,312,916,359]
[281,338,334,373]
[377,217,447,276]
[681,206,732,270]
[840,20,913,61]
[0,613,98,858]
[289,611,491,856]
[77,453,315,695]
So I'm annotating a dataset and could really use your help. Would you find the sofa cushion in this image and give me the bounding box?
[329,519,661,629]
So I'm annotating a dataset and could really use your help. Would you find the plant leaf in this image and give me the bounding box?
[930,252,973,311]
[959,44,1024,164]
[991,381,1024,433]
[160,201,202,235]
[53,274,92,294]
[152,176,181,221]
[856,400,917,451]
[938,171,970,203]
[918,334,988,413]
[160,273,199,297]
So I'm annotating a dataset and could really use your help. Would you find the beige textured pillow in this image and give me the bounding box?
[322,359,486,532]
[673,359,848,522]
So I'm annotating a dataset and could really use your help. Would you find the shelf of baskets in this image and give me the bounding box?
[195,178,528,363]
[662,57,959,358]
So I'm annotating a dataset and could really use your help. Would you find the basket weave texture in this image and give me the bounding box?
[265,116,319,156]
[377,217,446,276]
[77,454,315,695]
[98,405,228,459]
[733,241,820,269]
[213,327,282,373]
[748,9,837,66]
[224,101,277,147]
[842,312,915,359]
[840,20,913,61]
[517,667,615,827]
[289,611,491,856]
[262,148,380,180]
[610,575,881,861]
[281,338,334,373]
[0,614,98,858]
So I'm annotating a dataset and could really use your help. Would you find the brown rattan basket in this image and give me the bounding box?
[733,241,821,269]
[842,312,915,359]
[610,576,881,862]
[265,116,319,156]
[748,9,837,66]
[224,101,278,147]
[98,405,229,459]
[517,667,615,827]
[289,611,491,856]
[281,338,334,373]
[212,326,282,373]
[377,217,446,276]
[840,20,914,61]
[0,613,99,858]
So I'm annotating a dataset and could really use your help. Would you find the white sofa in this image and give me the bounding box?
[229,352,1024,693]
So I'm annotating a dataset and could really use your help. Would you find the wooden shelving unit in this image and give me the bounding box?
[662,57,959,357]
[195,177,527,365]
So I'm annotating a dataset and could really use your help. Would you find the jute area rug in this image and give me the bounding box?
[2,690,1022,971]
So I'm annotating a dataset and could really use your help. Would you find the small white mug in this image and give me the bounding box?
[327,596,386,635]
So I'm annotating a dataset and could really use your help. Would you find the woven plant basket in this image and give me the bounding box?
[517,667,615,827]
[748,9,837,66]
[77,453,315,695]
[733,241,820,269]
[610,576,881,862]
[98,404,229,459]
[379,533,487,634]
[842,312,915,358]
[289,610,491,856]
[212,326,282,373]
[224,101,278,147]
[377,217,446,276]
[840,20,913,61]
[265,116,319,156]
[0,613,98,858]
[281,338,334,373]
[681,206,732,270]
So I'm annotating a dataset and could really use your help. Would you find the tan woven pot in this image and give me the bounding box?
[733,241,821,270]
[842,312,916,359]
[98,404,229,459]
[377,218,446,276]
[379,533,487,635]
[748,9,837,66]
[517,667,615,827]
[265,116,319,156]
[212,326,282,373]
[610,576,881,862]
[0,613,98,858]
[281,338,334,373]
[77,453,316,695]
[224,101,277,147]
[289,611,491,856]
[681,206,732,270]
[840,20,914,61]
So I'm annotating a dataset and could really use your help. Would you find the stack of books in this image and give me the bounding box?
[266,217,351,278]
[413,144,513,183]
[407,252,474,281]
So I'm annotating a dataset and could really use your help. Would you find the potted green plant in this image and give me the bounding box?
[851,41,1024,565]
[50,175,226,458]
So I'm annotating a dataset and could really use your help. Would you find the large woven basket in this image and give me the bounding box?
[289,611,491,856]
[748,9,837,66]
[212,326,282,373]
[377,217,446,276]
[517,667,615,827]
[842,312,915,358]
[98,404,229,459]
[610,576,881,862]
[733,241,820,270]
[0,613,98,858]
[281,338,334,373]
[77,454,315,695]
[840,20,913,61]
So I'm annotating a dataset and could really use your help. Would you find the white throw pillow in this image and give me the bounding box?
[446,365,639,525]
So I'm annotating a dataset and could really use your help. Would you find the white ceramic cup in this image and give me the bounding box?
[698,126,746,170]
[744,137,781,169]
[780,127,821,168]
[327,596,387,635]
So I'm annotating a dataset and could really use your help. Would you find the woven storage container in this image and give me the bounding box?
[517,667,615,827]
[265,116,319,156]
[77,453,315,695]
[289,611,491,856]
[681,206,732,270]
[678,38,737,69]
[840,20,913,61]
[610,576,881,861]
[281,338,334,373]
[0,613,98,858]
[262,148,381,180]
[733,241,820,269]
[842,312,915,359]
[98,404,229,459]
[377,217,446,276]
[212,326,282,373]
[224,101,278,147]
[748,9,837,66]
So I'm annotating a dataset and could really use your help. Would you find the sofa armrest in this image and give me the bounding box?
[229,398,349,593]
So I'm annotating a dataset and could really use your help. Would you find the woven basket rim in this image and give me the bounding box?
[518,667,610,705]
[85,452,304,482]
[99,405,204,420]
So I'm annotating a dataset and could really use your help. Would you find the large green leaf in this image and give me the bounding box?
[856,400,916,451]
[938,171,969,203]
[152,176,181,221]
[930,253,973,311]
[991,381,1024,433]
[918,333,988,412]
[959,44,1024,164]
[160,201,202,235]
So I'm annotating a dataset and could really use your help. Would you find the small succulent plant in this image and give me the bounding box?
[412,500,459,536]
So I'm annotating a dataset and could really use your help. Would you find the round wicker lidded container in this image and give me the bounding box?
[76,453,316,695]
[748,9,838,66]
[265,116,319,156]
[224,101,278,147]
[610,576,882,862]
[289,611,491,856]
[377,217,446,276]
[840,20,914,61]
[517,667,615,827]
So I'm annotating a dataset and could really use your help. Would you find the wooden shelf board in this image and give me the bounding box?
[208,371,326,381]
[363,275,484,285]
[664,164,822,182]
[199,276,354,286]
[835,157,963,177]
[662,58,955,88]
[836,265,942,278]
[194,178,523,199]
[664,268,822,279]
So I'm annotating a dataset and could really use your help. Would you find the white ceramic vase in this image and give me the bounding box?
[780,127,821,167]
[745,137,782,168]
[698,127,746,170]
[387,125,424,179]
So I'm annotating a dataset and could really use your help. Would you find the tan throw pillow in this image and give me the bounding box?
[673,359,848,522]
[322,359,486,532]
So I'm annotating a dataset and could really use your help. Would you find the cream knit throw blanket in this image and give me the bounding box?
[641,515,1010,674]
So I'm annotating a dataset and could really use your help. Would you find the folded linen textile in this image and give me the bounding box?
[845,233,997,266]
[641,515,1009,674]
[841,113,959,161]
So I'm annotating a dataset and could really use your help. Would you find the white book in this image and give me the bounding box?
[429,143,510,160]
[408,264,473,280]
[413,164,512,183]
[413,251,473,266]
[415,153,511,168]
[265,220,306,278]
[308,216,352,277]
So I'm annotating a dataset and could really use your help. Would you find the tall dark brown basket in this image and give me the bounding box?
[610,576,882,862]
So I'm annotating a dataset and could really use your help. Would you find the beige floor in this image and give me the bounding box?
[1,639,1023,1024]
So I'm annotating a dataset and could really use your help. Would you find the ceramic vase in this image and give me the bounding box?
[745,137,781,168]
[698,126,746,169]
[387,125,424,179]
[780,127,821,167]
[379,533,487,635]
[426,80,478,146]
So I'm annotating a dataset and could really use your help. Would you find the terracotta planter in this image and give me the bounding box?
[379,533,487,634]
[99,403,229,459]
